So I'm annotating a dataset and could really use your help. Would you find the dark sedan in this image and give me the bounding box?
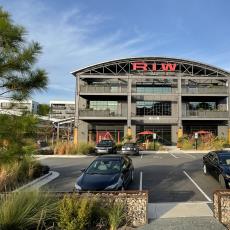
[75,155,134,191]
[95,140,117,155]
[121,143,139,155]
[203,150,230,188]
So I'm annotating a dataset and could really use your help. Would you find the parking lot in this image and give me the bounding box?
[40,152,222,203]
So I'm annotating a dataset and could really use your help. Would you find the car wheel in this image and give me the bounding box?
[203,164,208,175]
[219,175,227,189]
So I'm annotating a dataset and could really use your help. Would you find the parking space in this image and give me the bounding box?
[40,152,222,203]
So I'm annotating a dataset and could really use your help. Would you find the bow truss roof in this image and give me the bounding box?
[71,57,230,77]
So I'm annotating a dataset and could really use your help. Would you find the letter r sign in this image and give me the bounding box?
[131,62,147,71]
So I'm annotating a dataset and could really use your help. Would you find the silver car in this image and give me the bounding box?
[121,143,139,156]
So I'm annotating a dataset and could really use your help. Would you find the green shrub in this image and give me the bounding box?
[90,198,108,230]
[211,137,226,150]
[116,143,123,151]
[181,140,193,150]
[78,143,95,155]
[148,141,162,151]
[0,191,58,230]
[108,201,126,230]
[0,157,48,192]
[58,194,94,230]
[53,142,95,155]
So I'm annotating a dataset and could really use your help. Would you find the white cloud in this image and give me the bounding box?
[0,0,176,102]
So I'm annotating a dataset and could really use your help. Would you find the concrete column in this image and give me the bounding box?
[218,125,228,139]
[177,75,183,143]
[124,125,136,142]
[228,80,230,143]
[78,120,88,143]
[171,125,178,146]
[74,75,80,145]
[127,76,132,128]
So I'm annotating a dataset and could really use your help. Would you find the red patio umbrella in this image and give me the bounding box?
[137,130,155,135]
[196,130,210,135]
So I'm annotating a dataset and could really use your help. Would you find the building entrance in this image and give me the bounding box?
[136,125,172,145]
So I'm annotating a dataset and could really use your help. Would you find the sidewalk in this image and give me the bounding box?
[138,217,226,230]
[138,202,227,229]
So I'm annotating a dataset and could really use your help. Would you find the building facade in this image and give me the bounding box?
[50,100,75,120]
[0,99,39,115]
[71,57,230,145]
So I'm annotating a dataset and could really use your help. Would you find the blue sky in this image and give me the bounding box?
[1,0,230,103]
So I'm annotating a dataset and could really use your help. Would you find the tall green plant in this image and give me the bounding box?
[108,201,126,230]
[0,191,58,230]
[58,195,93,230]
[0,7,47,100]
[0,114,38,161]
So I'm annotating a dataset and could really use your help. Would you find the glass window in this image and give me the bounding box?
[136,101,171,116]
[86,159,121,174]
[89,101,118,111]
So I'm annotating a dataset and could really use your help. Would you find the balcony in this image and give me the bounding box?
[182,87,228,94]
[80,85,127,94]
[79,109,126,117]
[182,110,228,118]
[133,87,178,94]
[52,106,66,110]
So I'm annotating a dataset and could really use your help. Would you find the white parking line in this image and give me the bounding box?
[183,153,196,159]
[169,153,179,158]
[139,171,143,191]
[183,170,212,202]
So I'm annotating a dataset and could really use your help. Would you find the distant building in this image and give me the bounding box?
[0,99,39,115]
[50,100,75,120]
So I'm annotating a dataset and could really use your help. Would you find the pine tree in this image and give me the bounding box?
[0,7,48,100]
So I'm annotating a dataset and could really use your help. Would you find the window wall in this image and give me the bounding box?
[89,101,118,111]
[186,102,217,110]
[136,101,171,116]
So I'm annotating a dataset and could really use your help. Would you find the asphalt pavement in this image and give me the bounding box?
[39,152,227,229]
[40,151,222,203]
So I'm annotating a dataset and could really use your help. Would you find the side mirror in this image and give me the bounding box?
[80,168,86,173]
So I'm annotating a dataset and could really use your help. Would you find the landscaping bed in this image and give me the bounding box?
[0,157,49,193]
[0,191,148,230]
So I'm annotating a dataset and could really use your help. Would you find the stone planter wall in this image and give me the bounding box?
[59,190,148,227]
[214,190,230,229]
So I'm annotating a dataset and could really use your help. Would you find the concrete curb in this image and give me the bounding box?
[14,171,60,192]
[143,151,210,154]
[35,154,94,160]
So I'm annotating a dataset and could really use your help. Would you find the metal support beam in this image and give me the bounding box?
[127,76,132,128]
[228,80,230,143]
[178,74,182,128]
[74,75,80,145]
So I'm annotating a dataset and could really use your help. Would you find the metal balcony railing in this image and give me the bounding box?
[132,88,178,94]
[52,106,66,110]
[79,109,126,117]
[183,110,228,118]
[182,87,228,94]
[80,85,127,93]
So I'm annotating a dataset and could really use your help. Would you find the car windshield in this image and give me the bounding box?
[97,140,113,147]
[86,159,121,174]
[219,154,230,165]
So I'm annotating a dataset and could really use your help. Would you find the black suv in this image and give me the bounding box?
[95,140,117,154]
